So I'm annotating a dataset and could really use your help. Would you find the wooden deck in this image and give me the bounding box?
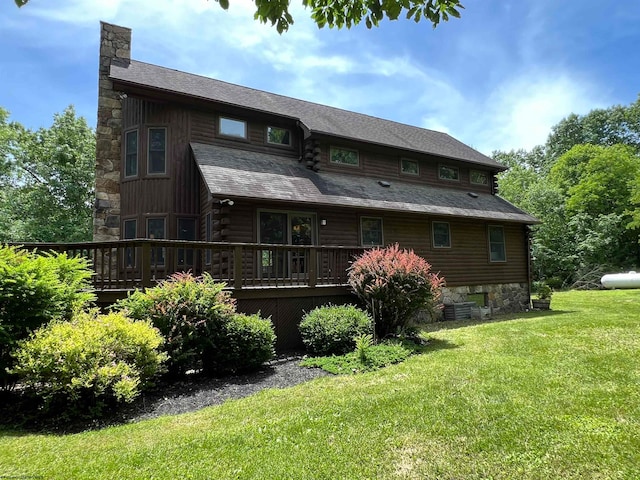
[13,241,366,349]
[15,240,366,292]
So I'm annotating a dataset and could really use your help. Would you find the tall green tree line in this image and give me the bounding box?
[0,106,95,242]
[495,95,640,288]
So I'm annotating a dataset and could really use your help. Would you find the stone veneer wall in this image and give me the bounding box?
[441,283,530,315]
[93,22,131,241]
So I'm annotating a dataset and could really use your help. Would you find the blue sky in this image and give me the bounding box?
[1,0,639,155]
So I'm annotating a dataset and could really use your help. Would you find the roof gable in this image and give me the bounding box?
[111,60,505,170]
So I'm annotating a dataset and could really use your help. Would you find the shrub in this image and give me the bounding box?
[205,313,276,375]
[0,246,95,388]
[114,272,274,377]
[299,304,373,356]
[10,310,166,418]
[348,243,444,338]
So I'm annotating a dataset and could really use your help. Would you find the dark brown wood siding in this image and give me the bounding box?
[120,98,199,238]
[314,137,493,193]
[219,201,528,287]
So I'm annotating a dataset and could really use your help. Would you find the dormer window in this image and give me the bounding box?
[267,126,291,146]
[219,117,247,139]
[439,165,459,181]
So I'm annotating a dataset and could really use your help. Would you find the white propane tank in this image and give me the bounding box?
[601,271,640,289]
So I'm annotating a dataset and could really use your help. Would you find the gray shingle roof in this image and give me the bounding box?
[192,143,537,224]
[111,60,504,169]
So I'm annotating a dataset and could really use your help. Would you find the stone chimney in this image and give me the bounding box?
[93,22,131,241]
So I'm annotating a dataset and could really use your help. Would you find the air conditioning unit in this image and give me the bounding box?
[443,302,476,320]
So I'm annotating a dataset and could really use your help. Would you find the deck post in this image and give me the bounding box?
[308,247,317,288]
[141,242,152,288]
[234,245,243,290]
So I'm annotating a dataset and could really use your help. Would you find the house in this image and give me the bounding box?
[94,22,537,346]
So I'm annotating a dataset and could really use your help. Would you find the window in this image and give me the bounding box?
[432,222,451,248]
[471,170,489,185]
[125,130,138,177]
[123,219,137,267]
[205,212,212,265]
[488,226,506,262]
[219,117,247,138]
[177,218,196,268]
[147,217,166,266]
[401,158,419,175]
[258,211,316,277]
[267,126,291,146]
[330,147,359,166]
[439,165,459,181]
[148,128,166,174]
[361,217,383,246]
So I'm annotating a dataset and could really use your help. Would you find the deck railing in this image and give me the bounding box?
[11,240,367,291]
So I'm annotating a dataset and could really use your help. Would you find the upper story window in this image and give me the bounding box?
[439,165,459,181]
[330,147,359,167]
[267,126,291,146]
[124,130,138,177]
[361,217,383,246]
[219,117,247,139]
[471,170,489,185]
[148,127,166,174]
[432,221,451,248]
[401,158,419,175]
[488,225,506,262]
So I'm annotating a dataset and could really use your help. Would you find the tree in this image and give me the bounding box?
[0,106,95,242]
[545,95,640,159]
[495,139,640,287]
[549,144,640,217]
[14,0,464,33]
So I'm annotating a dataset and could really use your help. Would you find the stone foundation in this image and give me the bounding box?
[441,283,530,315]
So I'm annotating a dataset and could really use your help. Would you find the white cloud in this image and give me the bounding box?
[4,0,629,156]
[461,71,606,154]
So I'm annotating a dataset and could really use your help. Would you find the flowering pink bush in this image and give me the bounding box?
[348,244,445,338]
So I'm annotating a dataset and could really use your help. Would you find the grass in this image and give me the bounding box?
[1,290,640,479]
[300,338,422,374]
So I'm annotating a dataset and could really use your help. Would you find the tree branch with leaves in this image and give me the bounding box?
[15,0,463,33]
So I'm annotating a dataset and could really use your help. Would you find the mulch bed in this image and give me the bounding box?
[0,354,329,433]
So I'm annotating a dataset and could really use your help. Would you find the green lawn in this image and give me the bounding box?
[2,290,639,479]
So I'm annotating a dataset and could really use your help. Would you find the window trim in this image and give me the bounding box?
[488,225,507,263]
[266,126,292,147]
[360,216,384,247]
[124,129,138,178]
[432,221,451,249]
[147,126,167,175]
[330,146,360,167]
[470,170,489,186]
[400,158,419,176]
[438,164,460,182]
[219,116,248,139]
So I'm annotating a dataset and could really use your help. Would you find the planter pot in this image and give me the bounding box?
[532,299,551,310]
